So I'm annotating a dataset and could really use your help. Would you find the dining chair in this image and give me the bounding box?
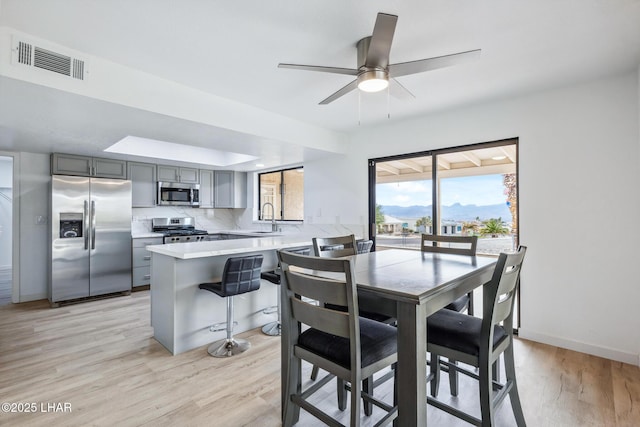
[312,234,358,258]
[421,234,478,314]
[356,239,374,254]
[426,246,527,427]
[278,250,398,427]
[311,234,395,415]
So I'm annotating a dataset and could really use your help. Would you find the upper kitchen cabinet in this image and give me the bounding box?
[51,153,127,179]
[128,162,157,207]
[157,165,199,184]
[214,171,247,208]
[199,169,214,208]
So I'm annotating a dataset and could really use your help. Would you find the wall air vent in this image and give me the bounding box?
[12,36,87,81]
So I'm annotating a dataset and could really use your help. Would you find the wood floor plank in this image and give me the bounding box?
[0,291,638,426]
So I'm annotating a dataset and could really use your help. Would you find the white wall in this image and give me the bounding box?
[17,152,50,301]
[304,71,640,365]
[0,156,12,269]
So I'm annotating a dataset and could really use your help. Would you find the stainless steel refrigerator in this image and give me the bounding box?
[50,175,132,304]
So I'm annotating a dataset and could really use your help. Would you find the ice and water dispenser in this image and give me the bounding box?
[59,213,83,238]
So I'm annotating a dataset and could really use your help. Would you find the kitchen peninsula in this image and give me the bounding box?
[147,233,316,355]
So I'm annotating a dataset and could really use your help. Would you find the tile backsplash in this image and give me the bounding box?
[132,207,239,233]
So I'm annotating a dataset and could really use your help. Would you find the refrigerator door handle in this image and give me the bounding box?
[91,200,96,250]
[84,200,89,250]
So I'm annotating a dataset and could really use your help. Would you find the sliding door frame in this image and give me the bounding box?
[368,137,521,326]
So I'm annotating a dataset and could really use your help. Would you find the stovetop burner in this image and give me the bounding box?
[162,229,209,236]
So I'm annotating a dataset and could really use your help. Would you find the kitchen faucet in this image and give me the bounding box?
[261,202,278,232]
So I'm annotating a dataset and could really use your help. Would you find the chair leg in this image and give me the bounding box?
[493,357,501,383]
[262,284,282,336]
[310,365,319,381]
[207,296,250,357]
[467,291,474,316]
[448,359,459,396]
[337,378,347,411]
[350,375,361,427]
[504,344,526,426]
[363,376,373,416]
[479,355,496,427]
[430,355,441,397]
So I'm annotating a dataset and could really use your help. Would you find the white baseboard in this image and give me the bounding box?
[518,328,640,367]
[18,292,47,303]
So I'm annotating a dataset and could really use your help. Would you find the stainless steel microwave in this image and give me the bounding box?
[157,182,200,207]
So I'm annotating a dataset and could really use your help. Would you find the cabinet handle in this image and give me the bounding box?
[143,256,151,261]
[143,274,151,280]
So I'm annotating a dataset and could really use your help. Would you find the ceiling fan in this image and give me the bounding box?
[278,12,481,105]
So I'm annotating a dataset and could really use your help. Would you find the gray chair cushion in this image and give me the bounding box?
[260,271,280,285]
[427,309,507,356]
[298,317,397,369]
[444,294,470,312]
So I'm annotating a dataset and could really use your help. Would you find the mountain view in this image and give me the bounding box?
[380,203,512,221]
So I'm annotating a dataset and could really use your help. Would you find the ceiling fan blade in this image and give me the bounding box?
[390,78,415,100]
[278,63,358,76]
[365,13,398,69]
[319,79,358,105]
[388,49,481,78]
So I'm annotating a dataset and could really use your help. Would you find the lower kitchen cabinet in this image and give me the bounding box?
[132,237,163,288]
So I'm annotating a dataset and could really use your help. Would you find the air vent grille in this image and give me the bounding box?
[17,41,32,66]
[34,47,71,76]
[12,37,86,81]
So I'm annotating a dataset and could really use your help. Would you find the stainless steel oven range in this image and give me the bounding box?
[152,217,216,243]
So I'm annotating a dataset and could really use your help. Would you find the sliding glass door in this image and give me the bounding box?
[369,139,518,255]
[369,139,519,325]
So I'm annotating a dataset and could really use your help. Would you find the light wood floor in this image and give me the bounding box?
[1,291,639,426]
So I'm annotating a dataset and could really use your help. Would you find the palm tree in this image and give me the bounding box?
[480,217,509,237]
[461,221,480,236]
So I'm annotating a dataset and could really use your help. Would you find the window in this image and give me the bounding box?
[258,167,304,221]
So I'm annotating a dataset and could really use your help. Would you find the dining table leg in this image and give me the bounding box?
[396,301,428,426]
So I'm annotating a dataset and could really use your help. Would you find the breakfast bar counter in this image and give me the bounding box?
[146,234,314,355]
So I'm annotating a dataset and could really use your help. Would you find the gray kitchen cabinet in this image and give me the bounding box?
[51,153,127,179]
[214,171,247,208]
[128,162,157,207]
[132,237,163,288]
[157,165,199,183]
[199,169,214,208]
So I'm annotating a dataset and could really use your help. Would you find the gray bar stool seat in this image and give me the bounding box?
[260,246,311,336]
[198,254,263,357]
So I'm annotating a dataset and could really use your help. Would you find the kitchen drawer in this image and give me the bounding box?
[133,237,163,248]
[133,247,153,268]
[132,266,152,287]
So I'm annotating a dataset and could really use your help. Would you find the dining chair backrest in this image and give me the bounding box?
[278,250,398,426]
[279,251,358,341]
[421,234,478,256]
[485,245,526,333]
[312,234,357,258]
[356,239,374,254]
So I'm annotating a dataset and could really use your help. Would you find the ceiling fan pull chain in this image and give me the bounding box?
[387,85,391,119]
[358,90,362,126]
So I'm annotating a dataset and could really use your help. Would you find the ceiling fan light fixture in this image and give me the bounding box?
[357,69,389,93]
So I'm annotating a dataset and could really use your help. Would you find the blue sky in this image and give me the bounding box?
[377,174,507,206]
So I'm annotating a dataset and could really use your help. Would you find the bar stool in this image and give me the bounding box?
[198,254,263,357]
[260,246,311,336]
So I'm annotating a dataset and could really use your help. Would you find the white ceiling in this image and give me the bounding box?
[0,0,639,170]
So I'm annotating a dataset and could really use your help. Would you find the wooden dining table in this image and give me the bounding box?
[280,248,497,426]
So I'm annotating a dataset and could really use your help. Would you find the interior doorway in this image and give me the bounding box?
[0,156,13,305]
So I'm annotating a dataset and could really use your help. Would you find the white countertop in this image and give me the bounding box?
[146,234,315,259]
